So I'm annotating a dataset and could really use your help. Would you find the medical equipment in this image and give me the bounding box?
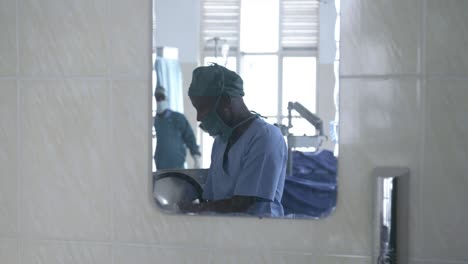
[276,102,327,176]
[153,169,208,213]
[206,37,230,66]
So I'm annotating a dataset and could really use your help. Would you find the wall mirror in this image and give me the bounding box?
[152,0,340,219]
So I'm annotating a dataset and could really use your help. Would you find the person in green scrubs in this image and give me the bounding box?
[154,86,201,169]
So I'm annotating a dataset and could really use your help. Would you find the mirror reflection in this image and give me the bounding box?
[152,0,340,219]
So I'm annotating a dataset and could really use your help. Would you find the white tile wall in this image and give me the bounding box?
[340,78,424,258]
[19,80,112,241]
[411,260,468,264]
[210,250,372,264]
[111,81,160,243]
[109,0,151,77]
[0,0,467,263]
[421,80,468,260]
[339,0,468,262]
[359,0,420,75]
[0,0,17,75]
[113,245,211,264]
[0,238,19,263]
[18,0,108,76]
[426,0,468,76]
[0,81,18,236]
[341,0,420,76]
[21,240,112,264]
[340,0,362,75]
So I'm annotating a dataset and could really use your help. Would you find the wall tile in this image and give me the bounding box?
[360,0,420,75]
[340,0,362,75]
[200,203,367,255]
[113,245,211,264]
[18,0,107,76]
[340,78,424,258]
[210,249,276,264]
[0,80,17,235]
[210,250,371,264]
[21,240,111,264]
[341,0,420,75]
[420,79,468,260]
[299,255,371,264]
[426,0,468,76]
[340,78,422,164]
[411,260,468,264]
[317,63,336,151]
[0,0,17,75]
[111,81,158,243]
[19,80,111,240]
[109,0,151,77]
[0,238,18,264]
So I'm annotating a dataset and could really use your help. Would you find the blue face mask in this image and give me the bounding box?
[199,97,232,142]
[199,97,257,142]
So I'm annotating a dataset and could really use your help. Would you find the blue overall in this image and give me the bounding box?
[203,118,287,217]
[154,110,200,169]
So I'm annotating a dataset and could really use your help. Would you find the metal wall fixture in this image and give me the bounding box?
[372,167,409,264]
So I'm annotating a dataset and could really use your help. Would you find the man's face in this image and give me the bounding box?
[155,93,166,102]
[189,96,217,122]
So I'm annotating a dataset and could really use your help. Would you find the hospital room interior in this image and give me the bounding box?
[1,0,467,262]
[152,0,340,219]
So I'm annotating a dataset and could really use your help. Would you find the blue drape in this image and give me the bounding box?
[281,150,338,218]
[155,57,184,113]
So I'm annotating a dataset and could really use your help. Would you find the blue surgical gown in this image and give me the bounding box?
[154,110,201,169]
[202,118,287,217]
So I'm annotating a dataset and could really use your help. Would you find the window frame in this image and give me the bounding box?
[200,0,319,124]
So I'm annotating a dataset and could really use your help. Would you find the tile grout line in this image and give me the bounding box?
[15,0,19,77]
[417,0,428,257]
[412,257,468,264]
[0,236,391,258]
[413,0,425,259]
[109,81,114,264]
[340,73,468,81]
[341,73,423,79]
[16,78,21,264]
[417,1,422,76]
[0,75,150,81]
[106,0,115,263]
[148,0,155,224]
[16,0,23,262]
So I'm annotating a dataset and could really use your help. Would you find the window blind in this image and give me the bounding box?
[281,0,319,50]
[200,0,319,52]
[201,0,241,53]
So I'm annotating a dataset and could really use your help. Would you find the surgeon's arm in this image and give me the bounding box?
[179,195,256,214]
[179,115,201,156]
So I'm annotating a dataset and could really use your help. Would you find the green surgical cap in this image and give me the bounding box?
[155,86,167,96]
[188,64,244,97]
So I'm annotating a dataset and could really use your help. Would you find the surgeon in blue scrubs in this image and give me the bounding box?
[180,64,287,217]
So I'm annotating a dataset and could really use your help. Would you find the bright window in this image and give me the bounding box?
[240,0,279,52]
[282,56,317,116]
[242,55,278,117]
[200,0,319,166]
